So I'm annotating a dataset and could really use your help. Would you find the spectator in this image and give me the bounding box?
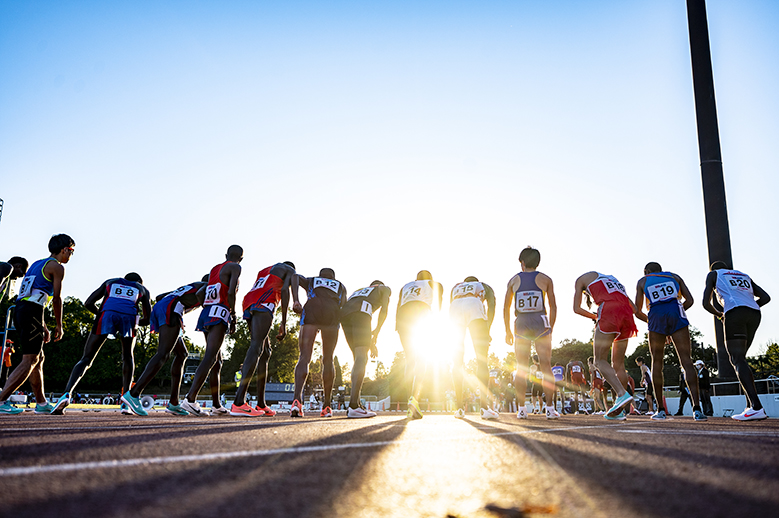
[695,360,713,416]
[675,369,691,416]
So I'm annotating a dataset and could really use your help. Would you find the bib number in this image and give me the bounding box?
[604,279,627,296]
[26,288,50,306]
[360,301,373,315]
[313,278,340,293]
[252,276,269,291]
[204,284,221,305]
[173,302,185,316]
[18,276,34,299]
[348,287,374,300]
[572,365,581,373]
[169,285,192,298]
[208,305,230,323]
[647,281,678,303]
[261,302,276,313]
[110,285,139,302]
[728,276,752,290]
[402,285,422,304]
[515,290,543,313]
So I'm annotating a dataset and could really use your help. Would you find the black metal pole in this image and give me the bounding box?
[686,0,736,380]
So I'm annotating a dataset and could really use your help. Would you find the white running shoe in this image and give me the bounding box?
[732,407,768,421]
[347,406,377,419]
[516,406,528,419]
[546,407,561,420]
[210,405,229,416]
[481,408,499,420]
[454,408,465,419]
[180,399,204,416]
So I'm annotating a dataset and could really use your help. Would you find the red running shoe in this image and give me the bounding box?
[255,405,276,417]
[290,399,304,418]
[230,403,263,417]
[320,406,332,417]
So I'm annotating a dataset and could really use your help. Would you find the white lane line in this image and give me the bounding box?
[0,419,337,433]
[0,422,633,477]
[618,429,779,437]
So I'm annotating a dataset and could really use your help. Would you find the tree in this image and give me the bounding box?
[748,341,779,380]
[550,338,593,373]
[388,351,406,401]
[625,326,717,386]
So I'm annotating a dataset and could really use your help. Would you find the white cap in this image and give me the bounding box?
[694,360,705,367]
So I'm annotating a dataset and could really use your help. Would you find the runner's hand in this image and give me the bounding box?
[43,326,51,343]
[505,331,513,346]
[292,301,303,315]
[369,345,378,359]
[229,319,236,335]
[277,327,287,341]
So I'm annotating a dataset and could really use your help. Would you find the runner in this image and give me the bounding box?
[231,262,302,417]
[121,277,208,416]
[551,362,565,413]
[503,247,559,419]
[52,273,151,414]
[565,359,588,414]
[396,270,443,419]
[291,268,347,418]
[702,262,771,421]
[449,276,497,420]
[0,257,28,304]
[180,245,243,416]
[0,235,74,415]
[634,356,655,416]
[340,280,392,418]
[587,357,607,413]
[634,262,704,421]
[573,271,637,420]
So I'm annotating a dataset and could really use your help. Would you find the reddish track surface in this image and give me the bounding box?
[1,411,778,518]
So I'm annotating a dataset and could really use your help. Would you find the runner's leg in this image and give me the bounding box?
[293,324,317,402]
[184,323,227,402]
[513,338,532,408]
[233,311,273,406]
[255,337,272,408]
[130,324,180,398]
[320,325,339,410]
[671,327,701,408]
[169,337,188,406]
[65,333,108,393]
[648,331,667,413]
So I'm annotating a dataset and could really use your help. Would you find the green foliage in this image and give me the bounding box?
[625,326,717,385]
[550,338,593,370]
[748,341,779,379]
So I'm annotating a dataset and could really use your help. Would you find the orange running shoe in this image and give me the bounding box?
[290,399,304,418]
[255,405,276,417]
[230,402,263,417]
[320,406,332,417]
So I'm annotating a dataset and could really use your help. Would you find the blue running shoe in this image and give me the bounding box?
[693,410,707,421]
[121,393,148,416]
[604,411,626,421]
[0,401,23,415]
[606,392,633,417]
[51,393,71,415]
[165,403,189,416]
[651,410,667,420]
[34,402,55,414]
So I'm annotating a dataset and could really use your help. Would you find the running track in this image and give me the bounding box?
[1,411,778,518]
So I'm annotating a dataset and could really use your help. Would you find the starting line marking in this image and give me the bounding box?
[0,421,633,477]
[618,428,779,438]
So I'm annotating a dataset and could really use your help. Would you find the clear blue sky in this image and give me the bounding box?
[2,1,778,372]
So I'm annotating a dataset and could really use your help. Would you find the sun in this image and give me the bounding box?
[414,310,459,366]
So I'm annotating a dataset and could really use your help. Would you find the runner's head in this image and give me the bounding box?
[416,270,433,281]
[644,262,662,274]
[124,272,143,284]
[710,260,729,271]
[464,276,479,282]
[7,257,28,279]
[635,356,645,366]
[283,261,296,270]
[319,268,335,280]
[49,234,75,263]
[519,247,540,269]
[226,245,243,262]
[587,356,594,365]
[202,274,209,282]
[532,354,539,364]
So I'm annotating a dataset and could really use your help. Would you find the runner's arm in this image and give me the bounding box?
[49,262,66,341]
[484,283,496,330]
[752,281,771,307]
[138,287,152,326]
[84,281,107,315]
[633,278,648,323]
[503,283,513,345]
[573,277,597,321]
[543,275,557,329]
[701,271,722,318]
[677,275,694,311]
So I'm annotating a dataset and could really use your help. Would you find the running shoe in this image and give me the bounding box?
[51,392,71,415]
[693,410,708,421]
[606,392,633,417]
[289,399,304,418]
[165,403,189,416]
[347,406,377,419]
[604,410,627,421]
[320,406,333,417]
[34,402,55,414]
[732,407,768,421]
[121,403,133,415]
[211,405,229,416]
[516,406,528,419]
[0,400,24,415]
[121,393,148,417]
[180,398,204,416]
[481,408,500,420]
[0,401,23,415]
[255,405,276,417]
[230,403,262,417]
[546,407,561,420]
[407,396,423,420]
[651,410,667,421]
[454,408,466,419]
